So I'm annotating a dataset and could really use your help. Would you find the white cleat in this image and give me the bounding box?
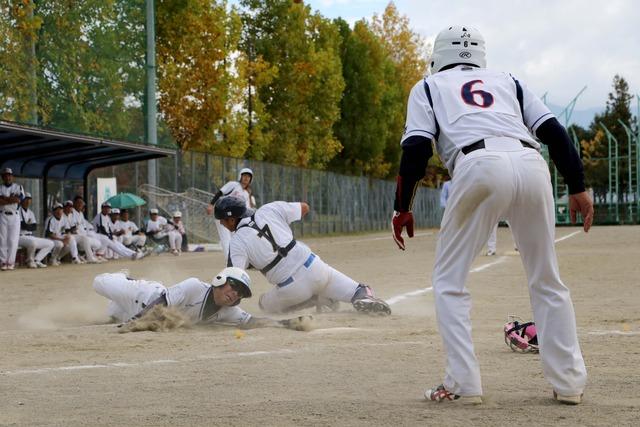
[28,261,38,269]
[35,261,48,268]
[553,391,582,405]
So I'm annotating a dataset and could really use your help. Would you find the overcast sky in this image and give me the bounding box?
[304,0,639,112]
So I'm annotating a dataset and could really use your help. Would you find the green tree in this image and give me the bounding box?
[240,0,344,168]
[583,75,636,202]
[35,0,146,140]
[331,18,397,177]
[371,1,429,180]
[0,0,41,124]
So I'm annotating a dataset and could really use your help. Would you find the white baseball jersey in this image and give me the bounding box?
[228,202,312,286]
[68,209,89,234]
[0,182,24,212]
[402,66,552,172]
[44,215,68,238]
[115,219,140,236]
[19,207,37,236]
[220,181,252,208]
[145,216,168,233]
[164,278,251,324]
[92,213,114,236]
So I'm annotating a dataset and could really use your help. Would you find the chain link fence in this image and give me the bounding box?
[88,150,442,241]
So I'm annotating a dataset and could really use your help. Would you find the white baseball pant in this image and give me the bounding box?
[0,210,21,266]
[74,234,102,262]
[168,230,183,251]
[433,139,586,397]
[89,232,137,258]
[487,223,498,253]
[215,221,231,258]
[93,272,166,323]
[18,235,54,263]
[259,254,360,314]
[122,234,146,248]
[51,237,79,261]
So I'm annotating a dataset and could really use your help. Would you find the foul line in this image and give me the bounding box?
[2,349,296,376]
[335,232,432,245]
[385,230,582,306]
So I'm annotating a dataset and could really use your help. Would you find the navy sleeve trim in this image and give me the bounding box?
[531,112,553,131]
[422,80,440,141]
[511,77,525,120]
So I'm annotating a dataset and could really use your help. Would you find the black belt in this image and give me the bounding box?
[461,140,534,155]
[3,211,15,215]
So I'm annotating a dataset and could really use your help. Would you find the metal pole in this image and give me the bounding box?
[145,0,158,192]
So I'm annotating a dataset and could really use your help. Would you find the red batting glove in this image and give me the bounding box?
[392,211,414,250]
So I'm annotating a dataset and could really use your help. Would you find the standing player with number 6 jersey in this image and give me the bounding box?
[391,26,593,405]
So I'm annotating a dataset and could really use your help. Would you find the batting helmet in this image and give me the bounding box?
[238,167,253,182]
[504,316,539,353]
[430,25,486,73]
[214,196,253,220]
[212,267,252,300]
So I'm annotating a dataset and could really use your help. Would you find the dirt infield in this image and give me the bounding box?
[1,226,639,426]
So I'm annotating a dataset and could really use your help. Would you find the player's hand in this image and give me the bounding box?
[569,191,594,232]
[206,204,213,215]
[392,211,414,250]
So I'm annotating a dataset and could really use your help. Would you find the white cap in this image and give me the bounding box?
[24,192,32,199]
[101,201,111,208]
[2,167,13,175]
[64,200,73,206]
[149,208,159,214]
[111,208,120,214]
[172,211,182,218]
[52,202,63,210]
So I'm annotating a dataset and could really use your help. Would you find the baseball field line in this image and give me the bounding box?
[385,229,583,306]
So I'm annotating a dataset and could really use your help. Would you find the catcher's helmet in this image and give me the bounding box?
[214,196,253,220]
[238,167,253,182]
[212,267,252,300]
[430,25,486,73]
[504,316,539,353]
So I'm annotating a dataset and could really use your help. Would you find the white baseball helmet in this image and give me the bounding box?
[430,25,486,73]
[212,267,252,300]
[237,167,253,182]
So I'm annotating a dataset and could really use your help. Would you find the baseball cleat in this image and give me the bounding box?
[486,249,496,256]
[425,385,482,405]
[553,390,582,405]
[35,261,47,268]
[28,261,38,269]
[352,297,391,316]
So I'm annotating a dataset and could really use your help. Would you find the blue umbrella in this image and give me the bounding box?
[105,192,147,209]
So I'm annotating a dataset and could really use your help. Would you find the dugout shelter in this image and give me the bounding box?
[0,121,174,220]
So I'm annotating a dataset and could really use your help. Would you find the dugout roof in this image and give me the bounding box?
[0,121,174,180]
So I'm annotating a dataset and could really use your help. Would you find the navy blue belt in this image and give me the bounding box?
[276,253,316,288]
[462,139,534,155]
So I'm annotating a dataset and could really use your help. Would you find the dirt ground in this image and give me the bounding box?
[1,226,639,426]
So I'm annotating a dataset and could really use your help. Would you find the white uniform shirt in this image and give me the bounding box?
[68,209,89,235]
[145,216,168,233]
[402,66,553,172]
[44,215,68,239]
[19,207,37,236]
[229,202,312,285]
[166,220,185,234]
[116,219,139,236]
[92,213,114,236]
[220,181,252,208]
[0,183,24,212]
[164,278,251,325]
